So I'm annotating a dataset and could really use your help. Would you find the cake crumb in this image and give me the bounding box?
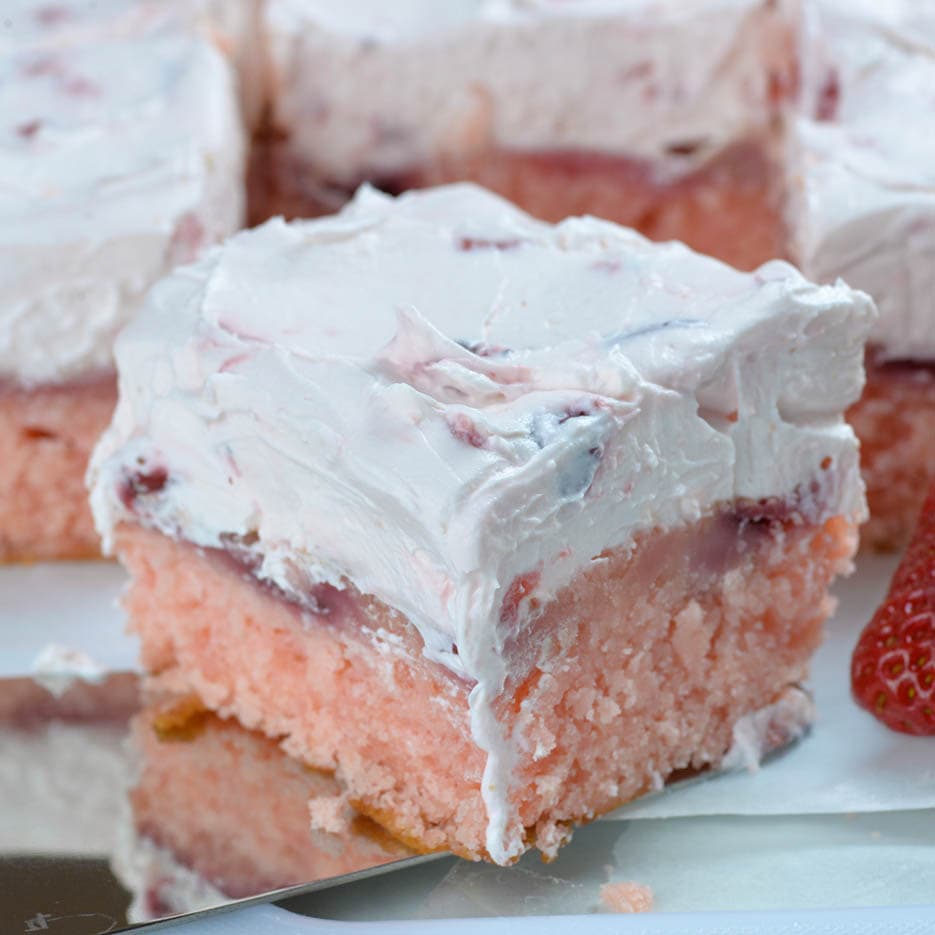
[599,881,654,914]
[308,793,353,835]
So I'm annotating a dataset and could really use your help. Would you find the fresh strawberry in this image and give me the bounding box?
[851,483,935,735]
[851,588,935,734]
[888,484,935,597]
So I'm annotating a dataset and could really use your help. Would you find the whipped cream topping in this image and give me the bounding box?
[90,184,872,862]
[265,0,792,187]
[1,0,254,58]
[787,0,935,361]
[3,0,201,49]
[265,0,932,363]
[0,6,245,385]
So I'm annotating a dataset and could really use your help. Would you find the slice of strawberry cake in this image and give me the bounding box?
[0,6,245,561]
[89,184,872,864]
[787,0,935,550]
[256,0,796,270]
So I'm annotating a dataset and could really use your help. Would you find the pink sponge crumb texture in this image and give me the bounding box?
[130,697,409,900]
[848,355,935,552]
[0,377,115,561]
[498,513,853,853]
[600,881,654,914]
[308,794,354,836]
[123,522,486,859]
[115,504,855,863]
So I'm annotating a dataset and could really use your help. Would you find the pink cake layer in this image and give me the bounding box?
[848,353,935,551]
[0,376,115,561]
[116,501,855,862]
[247,136,784,272]
[129,695,409,907]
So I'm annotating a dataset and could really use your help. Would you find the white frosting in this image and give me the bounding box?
[264,0,792,186]
[0,9,245,385]
[720,686,814,773]
[1,0,255,58]
[90,184,872,862]
[4,0,925,387]
[787,0,935,361]
[265,0,934,363]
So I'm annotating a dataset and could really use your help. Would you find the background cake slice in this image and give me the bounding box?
[89,184,873,864]
[0,5,245,561]
[787,0,935,550]
[256,0,796,270]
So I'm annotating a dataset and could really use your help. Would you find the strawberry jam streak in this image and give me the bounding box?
[119,456,836,673]
[118,467,169,510]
